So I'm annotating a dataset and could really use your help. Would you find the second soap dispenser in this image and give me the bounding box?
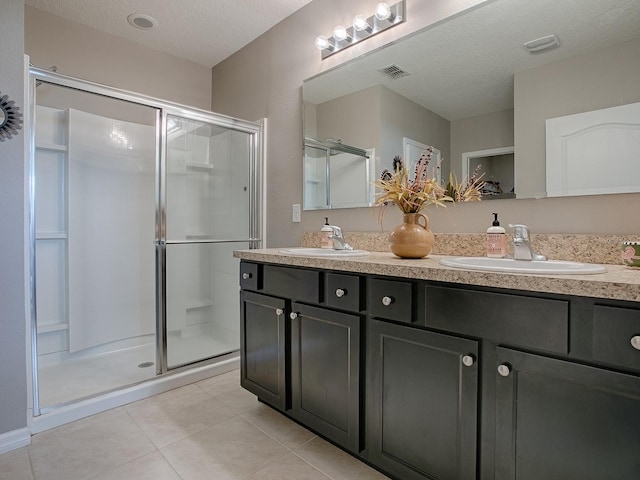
[320,217,333,249]
[486,213,506,258]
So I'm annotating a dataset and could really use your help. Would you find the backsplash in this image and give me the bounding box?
[301,232,639,265]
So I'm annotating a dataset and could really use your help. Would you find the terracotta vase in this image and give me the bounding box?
[389,213,435,259]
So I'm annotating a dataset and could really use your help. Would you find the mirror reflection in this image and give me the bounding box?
[303,0,640,208]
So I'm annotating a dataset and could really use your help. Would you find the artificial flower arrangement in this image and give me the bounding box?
[374,147,485,217]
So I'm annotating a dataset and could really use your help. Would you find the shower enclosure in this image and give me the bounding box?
[29,67,262,415]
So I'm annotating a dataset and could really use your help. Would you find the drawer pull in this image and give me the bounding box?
[290,312,298,320]
[382,296,394,306]
[275,308,283,316]
[335,288,346,298]
[497,363,511,377]
[631,335,640,351]
[242,272,252,280]
[462,354,475,367]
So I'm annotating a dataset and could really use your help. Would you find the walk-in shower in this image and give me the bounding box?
[28,66,262,419]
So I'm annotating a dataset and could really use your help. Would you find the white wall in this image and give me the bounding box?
[211,0,640,242]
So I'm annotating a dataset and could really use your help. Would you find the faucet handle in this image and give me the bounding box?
[508,224,530,240]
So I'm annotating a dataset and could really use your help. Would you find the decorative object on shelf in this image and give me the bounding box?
[314,1,406,60]
[0,91,23,142]
[621,241,640,267]
[375,149,484,258]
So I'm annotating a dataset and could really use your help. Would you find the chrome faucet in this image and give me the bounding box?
[328,225,353,250]
[509,224,546,261]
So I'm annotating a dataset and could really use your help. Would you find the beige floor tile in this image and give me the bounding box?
[241,403,316,449]
[125,383,236,449]
[160,416,288,480]
[202,382,260,414]
[246,452,331,479]
[29,411,156,480]
[294,437,391,480]
[196,369,241,394]
[90,451,181,480]
[0,446,34,480]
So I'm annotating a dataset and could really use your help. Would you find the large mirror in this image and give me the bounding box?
[302,0,640,208]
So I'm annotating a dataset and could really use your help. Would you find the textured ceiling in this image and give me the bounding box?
[24,0,314,67]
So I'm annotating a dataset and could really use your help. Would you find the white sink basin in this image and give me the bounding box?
[440,256,607,275]
[279,247,369,257]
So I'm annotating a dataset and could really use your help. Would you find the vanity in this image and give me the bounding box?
[235,249,640,480]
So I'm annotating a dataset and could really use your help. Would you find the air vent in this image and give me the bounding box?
[378,64,410,79]
[523,34,560,54]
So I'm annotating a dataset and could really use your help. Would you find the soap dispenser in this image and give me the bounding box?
[486,213,506,258]
[320,217,333,249]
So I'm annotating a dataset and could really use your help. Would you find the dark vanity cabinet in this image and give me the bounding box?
[367,318,479,480]
[239,260,640,480]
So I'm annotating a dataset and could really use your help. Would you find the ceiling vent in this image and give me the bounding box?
[523,34,560,54]
[378,64,410,79]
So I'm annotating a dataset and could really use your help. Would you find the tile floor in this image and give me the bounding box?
[0,369,390,480]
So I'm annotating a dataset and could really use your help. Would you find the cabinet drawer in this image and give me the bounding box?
[593,305,640,372]
[425,285,569,354]
[326,273,363,312]
[368,278,413,323]
[263,265,320,304]
[240,262,260,290]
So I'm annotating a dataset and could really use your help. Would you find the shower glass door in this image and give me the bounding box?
[163,114,255,368]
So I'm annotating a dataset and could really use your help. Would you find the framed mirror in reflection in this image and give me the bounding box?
[302,0,640,209]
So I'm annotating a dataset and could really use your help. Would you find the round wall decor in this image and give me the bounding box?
[0,91,23,142]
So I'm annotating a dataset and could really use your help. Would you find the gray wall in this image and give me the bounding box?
[0,0,28,436]
[212,0,640,242]
[515,37,640,199]
[25,6,213,110]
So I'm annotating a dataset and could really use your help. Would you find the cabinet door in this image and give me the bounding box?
[367,319,479,480]
[495,347,640,480]
[240,291,288,410]
[290,302,361,453]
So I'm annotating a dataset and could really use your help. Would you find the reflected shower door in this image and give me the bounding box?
[164,114,254,368]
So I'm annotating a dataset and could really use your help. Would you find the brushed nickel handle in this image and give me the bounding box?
[382,296,393,306]
[631,335,640,351]
[242,272,251,280]
[462,355,475,367]
[290,312,298,320]
[497,363,511,377]
[335,288,346,298]
[275,308,283,316]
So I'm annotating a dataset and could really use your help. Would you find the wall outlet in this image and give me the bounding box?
[292,204,301,222]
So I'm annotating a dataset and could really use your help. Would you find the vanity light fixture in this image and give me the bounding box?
[314,0,406,60]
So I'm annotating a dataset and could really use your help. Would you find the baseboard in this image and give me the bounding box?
[0,427,31,455]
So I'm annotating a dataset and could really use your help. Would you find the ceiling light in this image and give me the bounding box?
[314,0,405,60]
[127,13,158,30]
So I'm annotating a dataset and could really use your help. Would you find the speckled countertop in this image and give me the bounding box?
[233,249,640,303]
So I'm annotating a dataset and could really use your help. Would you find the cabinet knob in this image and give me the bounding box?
[335,288,346,298]
[289,312,298,320]
[631,335,640,351]
[381,296,393,306]
[497,363,512,377]
[275,308,283,316]
[462,354,475,367]
[242,272,252,280]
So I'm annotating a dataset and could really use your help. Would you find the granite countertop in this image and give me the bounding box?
[234,248,640,303]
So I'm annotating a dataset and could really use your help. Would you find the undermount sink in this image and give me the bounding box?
[279,247,369,257]
[440,256,607,275]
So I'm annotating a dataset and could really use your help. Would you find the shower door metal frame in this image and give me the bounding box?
[27,66,263,416]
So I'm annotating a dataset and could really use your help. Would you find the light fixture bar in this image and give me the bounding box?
[315,1,406,60]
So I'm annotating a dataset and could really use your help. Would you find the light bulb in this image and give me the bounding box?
[352,14,370,32]
[333,25,349,41]
[375,3,393,21]
[315,35,332,50]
